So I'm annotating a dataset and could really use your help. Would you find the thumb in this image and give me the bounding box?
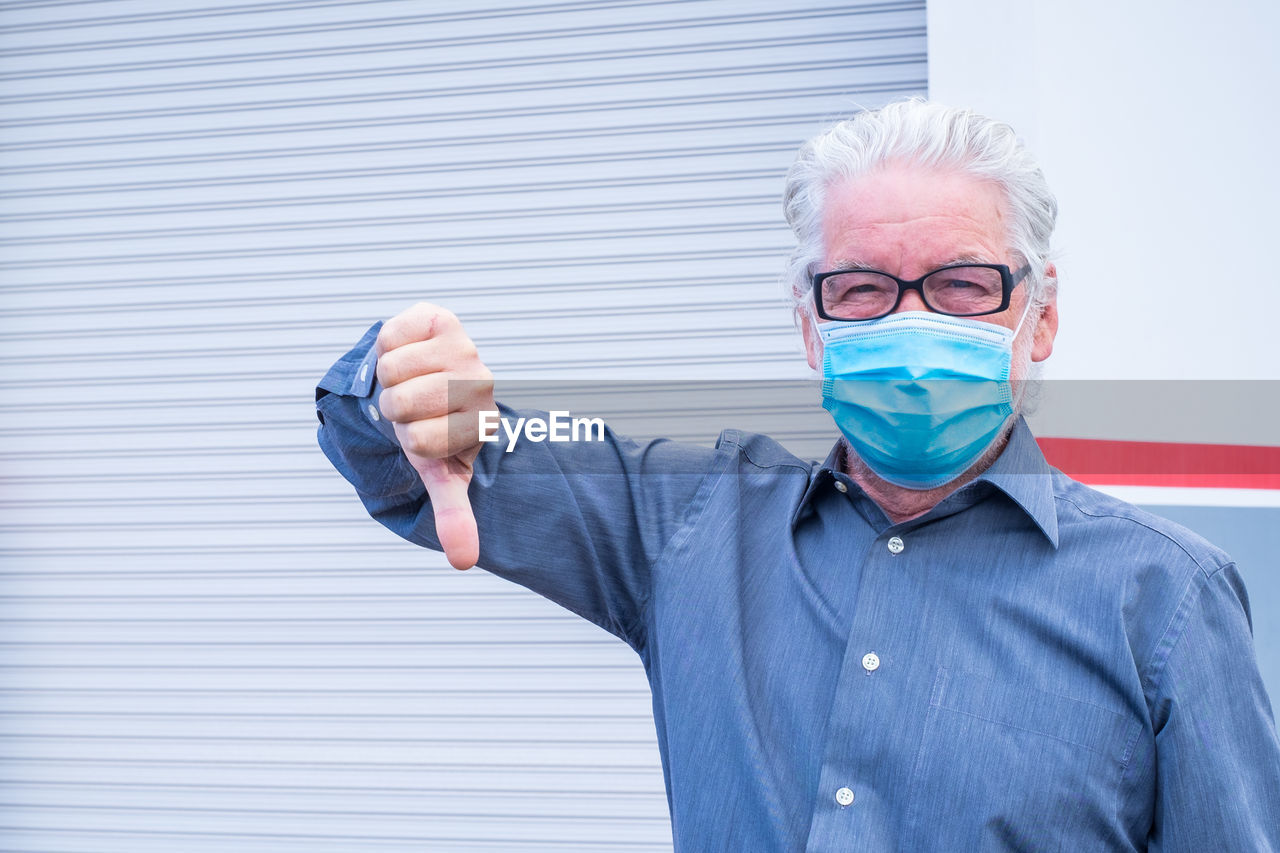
[408,454,479,570]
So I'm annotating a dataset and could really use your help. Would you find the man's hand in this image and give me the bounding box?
[374,303,495,570]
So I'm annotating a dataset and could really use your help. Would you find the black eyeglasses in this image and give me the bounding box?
[812,263,1032,321]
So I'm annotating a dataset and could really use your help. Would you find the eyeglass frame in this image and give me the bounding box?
[811,262,1033,322]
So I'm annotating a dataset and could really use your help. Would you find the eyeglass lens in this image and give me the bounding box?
[820,266,1005,319]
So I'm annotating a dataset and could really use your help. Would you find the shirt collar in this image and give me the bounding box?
[794,417,1059,548]
[792,440,849,528]
[975,416,1060,548]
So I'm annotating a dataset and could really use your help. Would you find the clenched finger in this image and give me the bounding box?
[375,303,458,357]
[393,410,490,459]
[377,337,478,388]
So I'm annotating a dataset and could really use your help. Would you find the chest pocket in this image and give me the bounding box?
[904,666,1141,852]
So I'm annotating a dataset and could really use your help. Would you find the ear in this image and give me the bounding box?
[1031,263,1059,363]
[799,309,822,371]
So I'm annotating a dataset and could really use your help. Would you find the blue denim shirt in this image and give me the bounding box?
[317,323,1280,851]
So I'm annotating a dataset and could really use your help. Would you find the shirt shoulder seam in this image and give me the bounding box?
[621,429,743,649]
[736,435,812,474]
[1052,492,1229,578]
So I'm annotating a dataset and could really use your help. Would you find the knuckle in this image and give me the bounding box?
[447,413,475,453]
[375,349,401,387]
[404,419,443,458]
[382,302,454,354]
[403,432,428,458]
[386,375,449,424]
[376,386,400,421]
[415,303,453,336]
[374,321,397,356]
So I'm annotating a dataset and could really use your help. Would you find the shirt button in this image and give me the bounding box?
[835,786,855,807]
[862,652,880,672]
[360,364,369,382]
[367,404,381,422]
[833,480,848,494]
[887,536,904,555]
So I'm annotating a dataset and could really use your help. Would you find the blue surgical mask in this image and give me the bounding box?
[819,309,1028,490]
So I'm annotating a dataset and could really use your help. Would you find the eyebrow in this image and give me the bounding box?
[941,254,996,266]
[827,257,874,271]
[826,254,998,273]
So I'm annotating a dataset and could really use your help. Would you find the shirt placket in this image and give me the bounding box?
[804,520,929,852]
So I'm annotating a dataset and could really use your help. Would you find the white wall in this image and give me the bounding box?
[928,0,1280,380]
[928,0,1280,703]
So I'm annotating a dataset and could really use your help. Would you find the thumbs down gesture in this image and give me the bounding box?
[374,303,495,570]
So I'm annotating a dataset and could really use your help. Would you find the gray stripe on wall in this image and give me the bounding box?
[0,1,925,849]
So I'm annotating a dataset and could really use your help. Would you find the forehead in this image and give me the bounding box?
[820,163,1010,273]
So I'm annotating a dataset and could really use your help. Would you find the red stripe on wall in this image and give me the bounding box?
[1036,438,1280,489]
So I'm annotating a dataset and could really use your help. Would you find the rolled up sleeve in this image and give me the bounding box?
[315,322,724,650]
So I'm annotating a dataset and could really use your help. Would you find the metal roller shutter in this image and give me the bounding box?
[0,1,925,850]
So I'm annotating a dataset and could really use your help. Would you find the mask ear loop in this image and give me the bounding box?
[1010,292,1037,341]
[805,309,830,379]
[1008,289,1041,412]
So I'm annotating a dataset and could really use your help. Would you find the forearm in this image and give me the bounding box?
[314,321,722,647]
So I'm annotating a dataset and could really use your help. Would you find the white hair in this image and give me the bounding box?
[784,98,1058,320]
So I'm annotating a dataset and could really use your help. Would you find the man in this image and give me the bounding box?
[316,100,1280,850]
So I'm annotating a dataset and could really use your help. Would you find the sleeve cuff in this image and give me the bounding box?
[315,321,401,446]
[364,376,401,445]
[354,346,401,446]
